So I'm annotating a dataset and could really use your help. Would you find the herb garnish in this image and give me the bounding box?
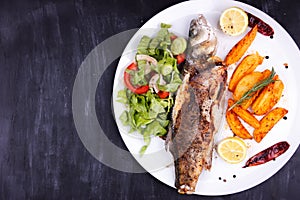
[228,67,276,111]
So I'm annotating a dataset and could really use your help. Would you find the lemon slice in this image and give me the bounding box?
[217,137,247,164]
[220,7,249,36]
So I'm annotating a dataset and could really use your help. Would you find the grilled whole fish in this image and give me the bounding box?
[166,15,227,194]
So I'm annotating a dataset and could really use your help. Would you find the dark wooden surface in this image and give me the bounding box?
[1,0,299,199]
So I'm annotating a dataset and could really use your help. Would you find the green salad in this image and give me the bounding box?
[117,23,187,155]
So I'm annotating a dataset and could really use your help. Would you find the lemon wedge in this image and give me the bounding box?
[217,137,247,164]
[220,7,249,36]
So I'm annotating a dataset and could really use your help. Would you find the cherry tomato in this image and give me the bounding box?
[176,53,186,65]
[170,35,177,41]
[123,62,149,94]
[157,91,169,99]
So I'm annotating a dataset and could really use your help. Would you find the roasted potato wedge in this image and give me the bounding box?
[225,25,258,66]
[261,69,272,80]
[228,52,264,91]
[228,99,260,129]
[240,69,272,110]
[253,107,288,142]
[240,91,259,110]
[226,106,253,139]
[252,75,284,115]
[233,71,264,101]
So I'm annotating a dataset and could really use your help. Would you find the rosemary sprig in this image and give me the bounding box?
[228,67,276,111]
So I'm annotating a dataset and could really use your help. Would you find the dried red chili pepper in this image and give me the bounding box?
[247,12,274,36]
[243,141,290,168]
[124,62,149,94]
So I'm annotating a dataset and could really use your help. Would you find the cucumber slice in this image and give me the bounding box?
[170,37,187,55]
[161,64,173,76]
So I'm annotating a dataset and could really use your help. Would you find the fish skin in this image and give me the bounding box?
[166,15,227,194]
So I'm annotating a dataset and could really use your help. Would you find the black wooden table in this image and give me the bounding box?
[1,0,299,199]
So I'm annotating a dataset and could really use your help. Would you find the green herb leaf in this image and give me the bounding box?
[160,23,172,29]
[117,89,128,104]
[158,71,182,92]
[119,111,129,126]
[139,145,148,156]
[137,36,151,54]
[149,98,165,118]
[134,113,154,128]
[143,120,167,137]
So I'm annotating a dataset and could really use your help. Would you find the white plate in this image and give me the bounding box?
[112,0,300,195]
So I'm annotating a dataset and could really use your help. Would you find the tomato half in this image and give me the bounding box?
[123,62,149,94]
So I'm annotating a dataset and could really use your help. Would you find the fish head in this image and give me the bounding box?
[188,14,217,59]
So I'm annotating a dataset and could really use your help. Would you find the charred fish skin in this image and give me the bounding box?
[166,15,227,194]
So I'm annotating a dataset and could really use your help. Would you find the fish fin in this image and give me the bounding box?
[165,123,174,152]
